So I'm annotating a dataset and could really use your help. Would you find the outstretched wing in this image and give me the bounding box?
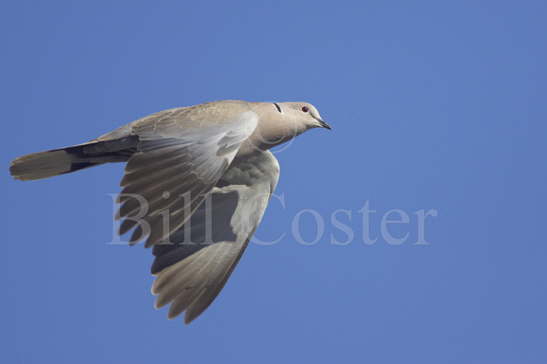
[150,150,280,323]
[116,105,258,247]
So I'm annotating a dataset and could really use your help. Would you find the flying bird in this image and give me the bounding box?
[9,100,331,323]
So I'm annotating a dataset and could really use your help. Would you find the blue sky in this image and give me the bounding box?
[2,1,547,363]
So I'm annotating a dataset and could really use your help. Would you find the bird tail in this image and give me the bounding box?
[9,136,138,181]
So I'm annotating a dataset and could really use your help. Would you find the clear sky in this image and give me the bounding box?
[2,1,547,363]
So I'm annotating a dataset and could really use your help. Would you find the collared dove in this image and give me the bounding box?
[9,100,331,323]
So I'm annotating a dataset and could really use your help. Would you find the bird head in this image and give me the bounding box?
[276,102,331,131]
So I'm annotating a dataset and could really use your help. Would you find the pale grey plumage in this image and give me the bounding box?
[116,105,258,247]
[9,99,330,323]
[151,151,279,323]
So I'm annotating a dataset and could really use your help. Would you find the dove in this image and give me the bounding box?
[9,100,331,323]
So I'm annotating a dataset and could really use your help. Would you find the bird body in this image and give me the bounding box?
[9,99,330,323]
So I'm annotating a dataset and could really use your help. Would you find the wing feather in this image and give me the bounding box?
[116,107,258,247]
[150,151,280,323]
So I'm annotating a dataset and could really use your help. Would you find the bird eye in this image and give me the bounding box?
[301,106,309,113]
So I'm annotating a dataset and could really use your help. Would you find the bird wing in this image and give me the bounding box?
[116,106,258,247]
[150,150,280,323]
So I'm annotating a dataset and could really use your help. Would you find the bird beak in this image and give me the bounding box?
[317,119,331,130]
[313,115,331,130]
